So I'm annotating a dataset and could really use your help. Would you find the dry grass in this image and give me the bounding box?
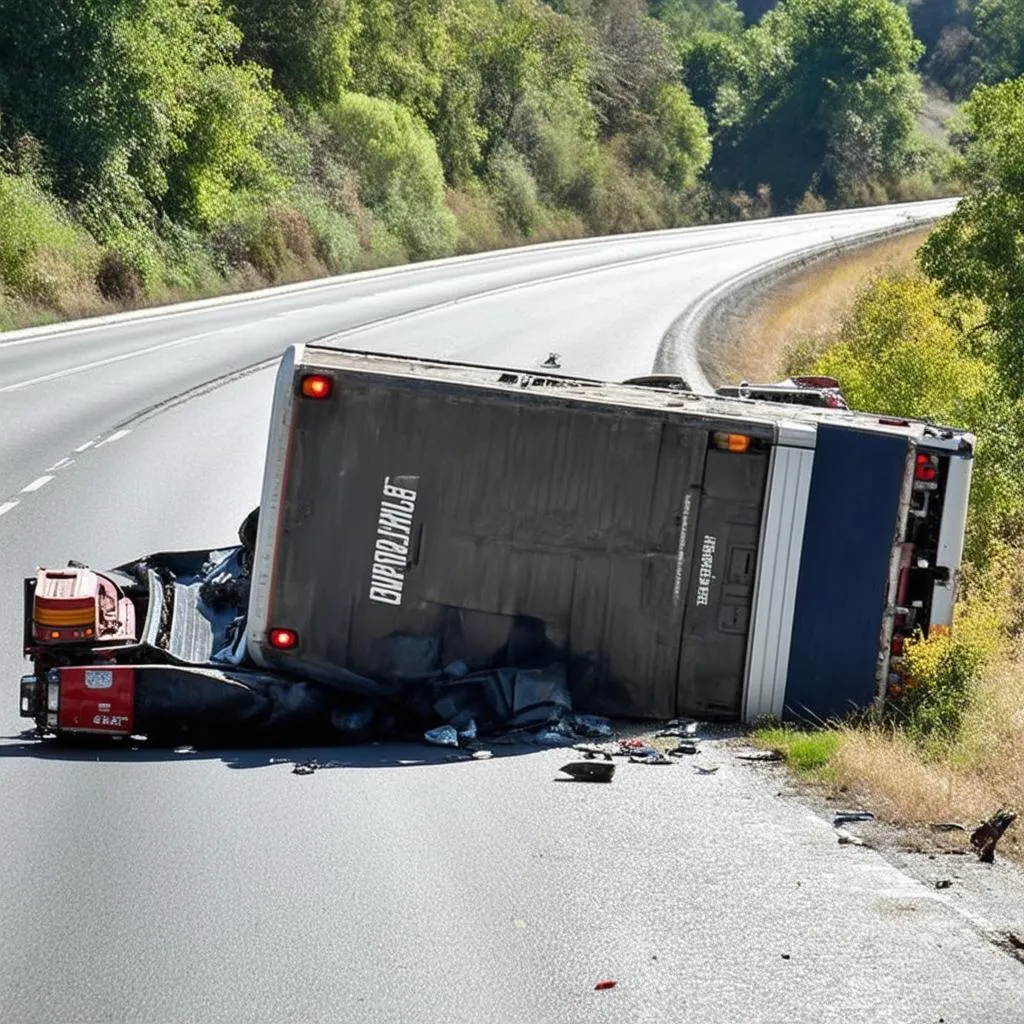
[830,652,1024,860]
[719,227,932,384]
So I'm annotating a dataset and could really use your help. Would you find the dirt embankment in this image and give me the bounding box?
[701,227,931,385]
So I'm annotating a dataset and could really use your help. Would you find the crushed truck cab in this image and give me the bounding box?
[19,344,975,745]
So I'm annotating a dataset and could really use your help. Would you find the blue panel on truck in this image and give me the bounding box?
[783,424,907,721]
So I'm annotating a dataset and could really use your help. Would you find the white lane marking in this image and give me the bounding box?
[47,457,73,472]
[21,476,53,493]
[95,429,131,447]
[74,440,95,453]
[0,331,218,393]
[0,501,18,517]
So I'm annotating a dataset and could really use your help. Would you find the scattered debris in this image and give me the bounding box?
[558,761,615,783]
[657,721,700,738]
[574,743,614,760]
[833,810,875,827]
[781,954,791,961]
[1003,932,1024,951]
[737,750,784,762]
[668,741,700,756]
[970,809,1017,863]
[472,750,493,760]
[629,750,674,765]
[173,745,196,755]
[929,822,968,833]
[934,879,953,890]
[618,738,648,752]
[513,919,526,929]
[293,763,316,775]
[543,353,561,368]
[573,715,613,738]
[693,764,720,775]
[424,725,460,747]
[837,830,865,847]
[594,980,617,991]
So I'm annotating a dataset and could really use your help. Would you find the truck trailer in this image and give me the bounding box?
[19,344,974,745]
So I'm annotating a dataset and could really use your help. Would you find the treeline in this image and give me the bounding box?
[0,0,949,325]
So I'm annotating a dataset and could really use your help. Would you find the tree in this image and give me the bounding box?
[630,83,712,188]
[231,0,361,105]
[919,77,1024,393]
[711,0,925,208]
[0,0,282,229]
[649,0,744,44]
[974,0,1024,83]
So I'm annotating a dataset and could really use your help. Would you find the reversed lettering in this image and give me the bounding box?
[369,475,420,605]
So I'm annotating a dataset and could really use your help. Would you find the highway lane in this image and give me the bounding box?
[5,198,1023,1023]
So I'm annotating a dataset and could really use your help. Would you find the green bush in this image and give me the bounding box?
[894,561,1006,743]
[808,272,1024,564]
[322,93,457,260]
[0,171,99,305]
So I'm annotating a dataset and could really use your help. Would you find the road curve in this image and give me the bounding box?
[5,198,1023,1024]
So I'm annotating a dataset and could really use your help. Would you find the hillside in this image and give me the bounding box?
[0,0,956,329]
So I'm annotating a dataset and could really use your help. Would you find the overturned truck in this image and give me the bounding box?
[20,345,974,746]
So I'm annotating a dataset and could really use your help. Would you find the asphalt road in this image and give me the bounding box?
[3,199,1023,1024]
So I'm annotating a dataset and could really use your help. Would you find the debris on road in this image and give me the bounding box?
[291,759,341,775]
[833,810,875,826]
[929,822,968,833]
[574,743,615,760]
[737,750,784,762]
[573,715,613,738]
[970,809,1017,863]
[629,750,674,765]
[934,879,953,890]
[558,761,615,783]
[668,741,700,756]
[837,830,865,847]
[424,725,460,747]
[543,352,561,368]
[594,980,617,991]
[693,764,720,775]
[471,750,493,760]
[618,738,648,753]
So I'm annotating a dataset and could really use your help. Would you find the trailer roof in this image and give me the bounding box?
[300,344,973,450]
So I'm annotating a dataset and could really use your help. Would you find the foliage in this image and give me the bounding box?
[806,272,1024,564]
[232,0,360,105]
[919,79,1024,396]
[752,725,840,779]
[322,93,457,259]
[710,0,927,208]
[0,0,966,328]
[893,559,1007,743]
[0,170,99,305]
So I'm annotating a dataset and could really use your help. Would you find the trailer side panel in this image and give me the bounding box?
[783,424,908,721]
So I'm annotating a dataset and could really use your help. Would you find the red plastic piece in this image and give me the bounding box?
[595,980,617,991]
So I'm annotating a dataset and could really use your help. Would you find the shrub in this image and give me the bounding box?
[96,251,143,302]
[894,560,1006,743]
[322,93,457,260]
[0,171,100,305]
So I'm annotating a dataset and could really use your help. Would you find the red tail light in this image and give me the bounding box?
[301,374,332,400]
[915,453,937,482]
[268,628,298,650]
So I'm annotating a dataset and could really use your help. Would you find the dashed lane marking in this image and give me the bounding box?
[74,441,95,453]
[46,457,74,472]
[0,501,18,517]
[21,475,53,493]
[94,429,131,447]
